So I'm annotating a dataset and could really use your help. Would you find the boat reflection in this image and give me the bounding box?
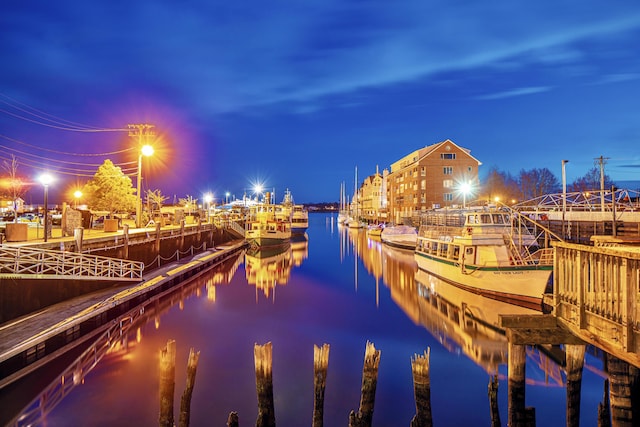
[290,233,309,267]
[342,226,564,386]
[245,244,293,300]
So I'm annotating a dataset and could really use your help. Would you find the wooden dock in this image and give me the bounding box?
[0,241,247,390]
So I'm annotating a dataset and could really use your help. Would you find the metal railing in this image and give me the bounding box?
[0,246,143,281]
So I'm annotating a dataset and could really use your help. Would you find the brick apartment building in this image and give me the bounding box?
[386,139,481,224]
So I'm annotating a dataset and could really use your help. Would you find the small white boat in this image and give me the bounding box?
[414,206,561,308]
[367,223,385,238]
[279,189,308,234]
[381,224,417,250]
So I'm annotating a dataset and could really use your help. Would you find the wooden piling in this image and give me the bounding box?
[178,347,200,427]
[313,343,330,427]
[123,224,129,259]
[607,354,635,426]
[159,339,177,427]
[348,341,381,427]
[410,348,432,427]
[598,379,611,427]
[507,342,526,427]
[254,342,276,427]
[227,412,240,427]
[488,374,501,427]
[565,344,585,427]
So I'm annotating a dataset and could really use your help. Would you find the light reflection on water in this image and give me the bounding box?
[24,214,607,426]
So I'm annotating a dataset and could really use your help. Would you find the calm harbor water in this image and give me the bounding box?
[12,213,609,426]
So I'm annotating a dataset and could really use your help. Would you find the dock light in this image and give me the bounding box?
[136,144,154,228]
[204,193,213,222]
[39,173,54,242]
[74,190,83,208]
[460,182,471,208]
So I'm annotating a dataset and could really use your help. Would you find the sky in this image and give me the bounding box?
[1,1,640,204]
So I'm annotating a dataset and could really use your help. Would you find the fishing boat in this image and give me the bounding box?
[414,206,562,309]
[380,224,417,250]
[245,194,292,247]
[279,189,309,234]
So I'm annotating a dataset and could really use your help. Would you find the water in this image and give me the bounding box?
[14,213,609,426]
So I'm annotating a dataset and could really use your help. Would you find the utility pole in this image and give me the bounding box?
[595,156,609,212]
[128,124,155,228]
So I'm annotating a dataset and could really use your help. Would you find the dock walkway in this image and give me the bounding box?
[0,238,247,389]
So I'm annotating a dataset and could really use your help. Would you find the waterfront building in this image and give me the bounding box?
[386,139,481,224]
[358,166,388,224]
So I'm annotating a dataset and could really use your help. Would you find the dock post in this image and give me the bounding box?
[410,348,432,427]
[155,222,162,254]
[159,339,177,427]
[74,227,84,252]
[598,379,611,427]
[348,341,380,427]
[254,342,276,427]
[488,374,501,427]
[313,343,330,427]
[123,224,130,259]
[565,344,586,427]
[227,412,239,427]
[507,342,527,427]
[178,347,200,427]
[607,354,637,426]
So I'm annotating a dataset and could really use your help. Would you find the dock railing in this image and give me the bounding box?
[0,246,144,281]
[553,241,640,359]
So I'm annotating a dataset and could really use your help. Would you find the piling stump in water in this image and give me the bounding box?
[254,342,276,427]
[488,374,501,427]
[349,341,381,427]
[565,344,585,427]
[227,411,240,427]
[159,339,177,427]
[313,344,330,427]
[178,347,200,427]
[410,348,432,427]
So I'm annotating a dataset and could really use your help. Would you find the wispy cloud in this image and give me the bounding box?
[475,86,552,100]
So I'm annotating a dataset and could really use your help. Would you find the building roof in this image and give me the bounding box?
[390,139,482,171]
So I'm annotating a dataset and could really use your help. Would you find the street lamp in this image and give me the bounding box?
[136,144,154,228]
[562,160,569,236]
[460,182,471,209]
[74,190,82,209]
[39,173,54,242]
[204,193,213,223]
[225,191,230,205]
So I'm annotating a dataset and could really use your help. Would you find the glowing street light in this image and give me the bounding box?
[74,190,83,209]
[136,144,154,228]
[459,182,472,208]
[204,193,213,223]
[39,173,54,242]
[225,191,230,204]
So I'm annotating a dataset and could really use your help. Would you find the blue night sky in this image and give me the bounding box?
[2,1,640,204]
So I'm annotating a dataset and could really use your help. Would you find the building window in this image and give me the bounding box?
[421,179,426,190]
[443,179,453,188]
[468,166,473,172]
[421,167,426,176]
[443,193,453,201]
[441,153,456,160]
[443,167,453,175]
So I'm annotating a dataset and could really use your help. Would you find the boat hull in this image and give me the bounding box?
[414,250,551,308]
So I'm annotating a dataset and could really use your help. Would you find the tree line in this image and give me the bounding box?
[480,165,615,203]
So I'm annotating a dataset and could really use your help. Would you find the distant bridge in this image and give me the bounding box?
[0,246,143,282]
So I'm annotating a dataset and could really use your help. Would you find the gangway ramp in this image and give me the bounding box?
[0,246,143,282]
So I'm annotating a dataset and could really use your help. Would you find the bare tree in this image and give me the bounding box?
[1,155,31,222]
[480,166,520,203]
[518,168,560,200]
[569,167,615,192]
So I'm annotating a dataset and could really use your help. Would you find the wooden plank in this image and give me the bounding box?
[499,314,557,329]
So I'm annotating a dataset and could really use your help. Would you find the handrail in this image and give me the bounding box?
[0,246,143,280]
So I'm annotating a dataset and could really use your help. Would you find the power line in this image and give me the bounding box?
[0,133,135,157]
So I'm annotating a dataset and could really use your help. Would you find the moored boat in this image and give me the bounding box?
[414,206,562,308]
[279,189,309,234]
[380,224,417,250]
[245,196,292,247]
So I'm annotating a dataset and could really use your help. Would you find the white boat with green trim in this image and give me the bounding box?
[414,206,562,308]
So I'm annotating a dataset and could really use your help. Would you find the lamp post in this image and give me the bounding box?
[562,160,569,237]
[225,191,230,205]
[39,173,54,242]
[136,144,154,228]
[204,193,213,223]
[74,190,82,209]
[460,182,471,209]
